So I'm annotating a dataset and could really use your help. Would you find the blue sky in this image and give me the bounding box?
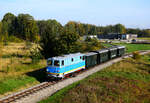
[0,0,150,29]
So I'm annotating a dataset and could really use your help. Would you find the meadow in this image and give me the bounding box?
[115,43,150,53]
[137,37,150,41]
[102,42,150,53]
[0,42,46,97]
[39,53,150,103]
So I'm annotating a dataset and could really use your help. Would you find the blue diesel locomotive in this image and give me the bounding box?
[46,46,125,79]
[46,53,85,78]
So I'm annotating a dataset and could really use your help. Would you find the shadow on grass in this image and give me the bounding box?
[26,67,47,83]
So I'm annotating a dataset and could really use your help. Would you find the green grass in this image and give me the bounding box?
[101,42,150,53]
[0,76,37,94]
[114,43,150,53]
[0,63,46,95]
[101,43,113,48]
[137,37,150,41]
[39,54,150,103]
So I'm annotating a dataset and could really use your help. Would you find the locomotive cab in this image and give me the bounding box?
[46,58,63,78]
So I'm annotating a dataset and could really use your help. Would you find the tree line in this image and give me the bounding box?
[0,12,150,58]
[0,13,150,42]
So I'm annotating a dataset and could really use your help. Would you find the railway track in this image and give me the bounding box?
[0,50,150,103]
[0,82,57,103]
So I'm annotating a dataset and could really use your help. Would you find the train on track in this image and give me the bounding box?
[46,45,125,79]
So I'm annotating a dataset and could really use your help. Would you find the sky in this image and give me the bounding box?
[0,0,150,29]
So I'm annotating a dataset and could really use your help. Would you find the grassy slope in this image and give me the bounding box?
[0,42,46,97]
[39,54,150,103]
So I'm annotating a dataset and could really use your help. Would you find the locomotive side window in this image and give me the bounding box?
[80,56,82,59]
[47,60,52,66]
[82,56,85,60]
[54,60,60,66]
[62,60,64,66]
[72,58,74,62]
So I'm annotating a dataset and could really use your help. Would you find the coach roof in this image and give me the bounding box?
[84,52,98,56]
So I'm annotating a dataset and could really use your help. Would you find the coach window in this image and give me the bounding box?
[72,58,74,62]
[54,60,60,66]
[80,56,82,59]
[62,60,64,66]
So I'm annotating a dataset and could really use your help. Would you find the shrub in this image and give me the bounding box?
[29,47,43,64]
[132,51,141,60]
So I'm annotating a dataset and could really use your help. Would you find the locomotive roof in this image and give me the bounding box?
[47,53,84,60]
[84,52,98,56]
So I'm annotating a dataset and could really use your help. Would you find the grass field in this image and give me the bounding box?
[114,43,150,53]
[137,37,150,41]
[102,43,150,53]
[39,53,150,103]
[0,42,46,97]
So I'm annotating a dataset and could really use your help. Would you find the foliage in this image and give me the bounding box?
[30,47,43,64]
[59,30,80,54]
[2,13,16,36]
[0,42,3,58]
[39,19,63,58]
[6,35,23,42]
[83,38,101,51]
[17,14,39,42]
[0,22,2,41]
[132,51,141,60]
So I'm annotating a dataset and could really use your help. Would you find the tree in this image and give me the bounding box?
[59,30,80,54]
[64,21,77,33]
[0,22,2,41]
[40,19,63,58]
[17,14,38,41]
[114,24,126,34]
[2,13,16,36]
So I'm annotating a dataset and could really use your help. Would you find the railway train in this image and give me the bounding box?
[46,45,125,79]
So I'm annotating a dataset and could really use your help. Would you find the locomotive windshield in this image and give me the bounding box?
[54,60,60,66]
[47,60,52,66]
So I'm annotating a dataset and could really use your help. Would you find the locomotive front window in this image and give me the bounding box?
[47,60,52,66]
[54,60,60,66]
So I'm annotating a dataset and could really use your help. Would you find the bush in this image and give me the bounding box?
[7,36,23,43]
[30,47,43,64]
[132,51,141,60]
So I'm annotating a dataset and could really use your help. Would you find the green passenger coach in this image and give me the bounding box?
[115,46,125,56]
[85,52,98,68]
[107,47,118,59]
[93,49,109,64]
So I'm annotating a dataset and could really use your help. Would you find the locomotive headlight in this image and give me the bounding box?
[46,69,49,72]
